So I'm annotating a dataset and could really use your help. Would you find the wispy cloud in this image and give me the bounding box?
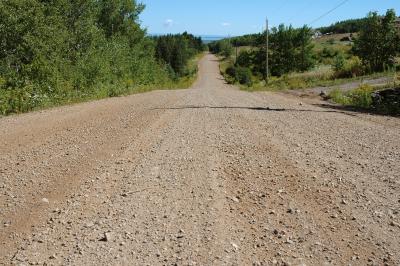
[163,19,174,28]
[221,22,231,27]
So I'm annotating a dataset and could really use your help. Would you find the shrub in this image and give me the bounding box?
[236,67,253,86]
[236,50,254,68]
[333,56,364,78]
[225,66,237,79]
[372,87,400,114]
[321,47,338,58]
[209,39,233,58]
[333,53,345,72]
[348,84,374,108]
[225,66,252,86]
[0,1,198,115]
[328,84,374,108]
[328,88,350,105]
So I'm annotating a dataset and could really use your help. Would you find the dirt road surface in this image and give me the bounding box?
[1,54,399,265]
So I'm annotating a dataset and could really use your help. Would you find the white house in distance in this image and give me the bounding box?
[312,30,322,39]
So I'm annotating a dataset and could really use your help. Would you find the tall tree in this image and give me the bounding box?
[354,9,400,72]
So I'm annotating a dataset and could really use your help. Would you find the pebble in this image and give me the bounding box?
[231,242,239,251]
[100,232,114,242]
[232,197,240,203]
[41,198,49,204]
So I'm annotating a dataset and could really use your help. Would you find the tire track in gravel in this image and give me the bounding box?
[0,90,186,261]
[1,54,399,265]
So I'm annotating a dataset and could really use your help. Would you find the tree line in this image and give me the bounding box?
[317,18,368,34]
[154,32,205,78]
[210,24,315,85]
[0,0,204,115]
[210,9,400,85]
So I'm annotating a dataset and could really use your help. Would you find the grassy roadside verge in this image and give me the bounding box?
[327,84,400,115]
[218,55,398,92]
[218,55,399,115]
[0,53,205,116]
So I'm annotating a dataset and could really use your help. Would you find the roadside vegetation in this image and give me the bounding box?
[0,1,205,115]
[210,9,400,114]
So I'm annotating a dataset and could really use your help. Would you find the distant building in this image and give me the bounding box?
[312,31,322,39]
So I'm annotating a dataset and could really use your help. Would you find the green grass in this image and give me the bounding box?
[328,84,374,108]
[328,82,400,115]
[239,66,397,92]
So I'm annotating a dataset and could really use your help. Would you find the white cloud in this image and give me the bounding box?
[221,22,231,27]
[164,19,174,28]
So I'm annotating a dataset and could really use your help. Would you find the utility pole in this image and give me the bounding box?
[265,17,269,84]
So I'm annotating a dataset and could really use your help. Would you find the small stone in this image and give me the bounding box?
[85,222,94,228]
[100,232,114,242]
[231,242,239,251]
[41,198,49,204]
[232,197,240,203]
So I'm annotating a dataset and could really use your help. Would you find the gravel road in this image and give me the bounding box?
[1,54,399,265]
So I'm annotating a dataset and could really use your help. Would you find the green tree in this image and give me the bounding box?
[0,0,177,114]
[295,26,315,72]
[268,24,314,76]
[208,39,233,58]
[154,33,204,77]
[353,9,400,72]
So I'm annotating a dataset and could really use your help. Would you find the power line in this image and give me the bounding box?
[274,0,290,14]
[308,0,351,26]
[287,0,315,25]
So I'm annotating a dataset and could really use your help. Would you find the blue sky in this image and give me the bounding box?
[139,0,400,36]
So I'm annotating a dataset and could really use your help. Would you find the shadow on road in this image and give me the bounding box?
[151,105,358,116]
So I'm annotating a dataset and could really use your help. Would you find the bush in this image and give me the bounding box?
[328,84,374,108]
[333,56,364,78]
[372,87,400,115]
[348,84,374,108]
[322,47,339,58]
[209,39,233,58]
[236,50,254,68]
[328,88,351,105]
[0,1,196,115]
[333,53,345,72]
[225,66,253,86]
[236,67,253,86]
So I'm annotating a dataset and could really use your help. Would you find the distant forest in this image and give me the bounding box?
[317,18,368,34]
